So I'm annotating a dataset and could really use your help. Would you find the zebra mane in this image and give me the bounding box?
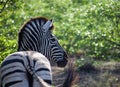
[19,17,54,32]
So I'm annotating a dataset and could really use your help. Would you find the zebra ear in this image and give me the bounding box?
[42,19,53,32]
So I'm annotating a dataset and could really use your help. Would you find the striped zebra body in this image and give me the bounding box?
[0,51,52,87]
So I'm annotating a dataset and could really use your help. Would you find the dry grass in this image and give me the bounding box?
[52,61,120,87]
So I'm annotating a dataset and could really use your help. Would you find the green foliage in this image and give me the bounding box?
[0,0,120,62]
[81,1,120,59]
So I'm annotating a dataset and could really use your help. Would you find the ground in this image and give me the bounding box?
[52,61,120,87]
[52,66,66,86]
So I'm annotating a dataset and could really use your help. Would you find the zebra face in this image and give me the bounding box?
[41,28,68,67]
[47,32,68,67]
[41,19,68,67]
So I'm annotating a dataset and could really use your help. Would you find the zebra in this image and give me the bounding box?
[0,17,76,87]
[18,17,68,67]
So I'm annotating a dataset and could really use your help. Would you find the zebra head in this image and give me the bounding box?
[18,17,68,67]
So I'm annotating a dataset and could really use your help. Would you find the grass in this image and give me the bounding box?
[52,60,120,87]
[76,61,120,87]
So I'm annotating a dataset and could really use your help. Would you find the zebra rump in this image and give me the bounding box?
[0,51,52,87]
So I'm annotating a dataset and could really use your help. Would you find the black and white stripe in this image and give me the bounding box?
[0,51,52,87]
[18,17,68,67]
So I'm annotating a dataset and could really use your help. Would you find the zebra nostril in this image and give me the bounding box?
[57,58,68,67]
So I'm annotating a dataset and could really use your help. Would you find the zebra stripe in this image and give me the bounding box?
[18,17,68,67]
[0,51,52,87]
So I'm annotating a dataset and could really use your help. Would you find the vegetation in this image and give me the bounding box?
[0,0,120,63]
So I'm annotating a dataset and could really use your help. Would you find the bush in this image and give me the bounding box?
[0,0,120,63]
